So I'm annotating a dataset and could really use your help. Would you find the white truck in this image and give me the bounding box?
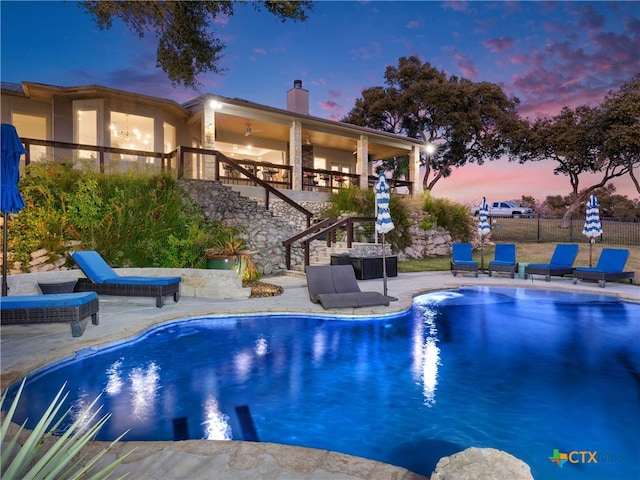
[473,201,533,218]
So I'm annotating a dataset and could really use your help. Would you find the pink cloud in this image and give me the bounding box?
[453,53,479,80]
[483,37,516,52]
[406,20,422,29]
[441,1,470,13]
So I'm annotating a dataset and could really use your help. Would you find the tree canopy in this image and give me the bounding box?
[81,1,314,88]
[342,56,524,191]
[524,75,639,223]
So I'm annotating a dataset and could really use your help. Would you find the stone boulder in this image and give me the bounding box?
[430,447,533,480]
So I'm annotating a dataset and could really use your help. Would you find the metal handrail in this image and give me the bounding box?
[282,216,376,269]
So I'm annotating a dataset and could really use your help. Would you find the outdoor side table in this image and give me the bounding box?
[38,279,78,294]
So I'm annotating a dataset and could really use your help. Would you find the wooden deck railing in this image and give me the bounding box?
[282,216,376,269]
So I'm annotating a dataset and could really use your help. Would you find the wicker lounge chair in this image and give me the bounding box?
[306,265,392,309]
[488,244,518,278]
[450,243,479,277]
[573,248,635,288]
[71,251,181,308]
[0,292,99,337]
[524,244,579,282]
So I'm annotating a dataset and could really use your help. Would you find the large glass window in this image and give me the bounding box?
[12,113,47,163]
[76,109,97,162]
[109,112,153,151]
[163,122,176,153]
[109,112,155,171]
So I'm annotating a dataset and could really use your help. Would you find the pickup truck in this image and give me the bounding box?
[472,201,533,218]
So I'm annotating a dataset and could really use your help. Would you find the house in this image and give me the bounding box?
[1,80,425,195]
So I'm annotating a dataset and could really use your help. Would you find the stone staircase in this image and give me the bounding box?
[179,179,338,275]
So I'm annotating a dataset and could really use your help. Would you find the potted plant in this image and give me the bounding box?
[204,230,260,281]
[205,231,246,270]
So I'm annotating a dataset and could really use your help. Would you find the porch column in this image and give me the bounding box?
[356,135,369,189]
[290,120,302,190]
[411,145,423,195]
[202,100,217,180]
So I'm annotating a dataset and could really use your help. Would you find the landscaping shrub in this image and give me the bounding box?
[324,186,413,251]
[10,163,233,270]
[422,192,473,242]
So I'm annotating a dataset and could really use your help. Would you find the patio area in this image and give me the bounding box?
[2,271,638,479]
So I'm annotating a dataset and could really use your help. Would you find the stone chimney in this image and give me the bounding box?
[287,80,309,115]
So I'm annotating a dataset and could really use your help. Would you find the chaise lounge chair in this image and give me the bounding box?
[306,265,392,309]
[0,292,99,337]
[573,248,635,288]
[450,242,479,277]
[71,251,181,308]
[524,244,579,282]
[488,244,518,278]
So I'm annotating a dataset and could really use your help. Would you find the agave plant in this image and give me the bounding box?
[1,379,133,480]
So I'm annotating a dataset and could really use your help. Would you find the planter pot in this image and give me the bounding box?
[206,255,237,270]
[206,255,246,279]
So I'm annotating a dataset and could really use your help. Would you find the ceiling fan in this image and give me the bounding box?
[244,122,263,137]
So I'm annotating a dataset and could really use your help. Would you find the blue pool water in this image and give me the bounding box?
[6,287,640,479]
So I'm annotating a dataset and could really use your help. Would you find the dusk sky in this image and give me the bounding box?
[1,1,638,206]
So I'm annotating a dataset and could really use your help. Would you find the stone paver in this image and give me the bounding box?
[2,271,637,479]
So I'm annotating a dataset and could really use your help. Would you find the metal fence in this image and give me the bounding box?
[488,215,640,246]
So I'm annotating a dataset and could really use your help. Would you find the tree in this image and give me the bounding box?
[343,56,524,191]
[81,1,314,88]
[598,74,640,195]
[524,77,638,226]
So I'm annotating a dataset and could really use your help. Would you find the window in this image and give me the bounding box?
[76,109,97,161]
[12,113,47,162]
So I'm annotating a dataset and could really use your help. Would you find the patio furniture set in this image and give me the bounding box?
[0,251,182,337]
[450,242,634,288]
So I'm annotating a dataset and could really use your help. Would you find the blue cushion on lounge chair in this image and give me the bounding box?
[0,292,98,310]
[526,244,579,270]
[71,251,119,282]
[72,251,181,285]
[574,248,629,273]
[548,243,579,267]
[452,243,477,266]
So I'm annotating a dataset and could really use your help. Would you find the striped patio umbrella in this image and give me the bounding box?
[1,124,26,296]
[477,197,491,271]
[375,173,394,296]
[582,194,603,267]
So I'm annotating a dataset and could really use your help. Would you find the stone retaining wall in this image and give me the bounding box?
[5,268,249,299]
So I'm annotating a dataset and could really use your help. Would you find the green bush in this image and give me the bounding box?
[10,163,235,270]
[323,186,413,251]
[422,192,473,242]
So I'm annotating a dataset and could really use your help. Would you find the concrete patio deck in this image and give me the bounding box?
[2,271,638,479]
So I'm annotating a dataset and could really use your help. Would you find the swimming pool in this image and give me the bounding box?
[6,287,639,479]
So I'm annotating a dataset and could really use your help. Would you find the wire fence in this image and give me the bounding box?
[488,215,640,246]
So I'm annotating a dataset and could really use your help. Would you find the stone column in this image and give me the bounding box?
[202,101,217,180]
[411,145,423,196]
[356,135,369,189]
[290,120,302,190]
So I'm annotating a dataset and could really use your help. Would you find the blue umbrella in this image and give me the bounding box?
[477,197,491,271]
[1,124,26,296]
[375,173,394,297]
[582,194,603,267]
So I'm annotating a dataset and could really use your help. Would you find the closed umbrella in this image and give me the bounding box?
[582,194,603,267]
[477,197,491,272]
[375,173,394,297]
[1,124,26,296]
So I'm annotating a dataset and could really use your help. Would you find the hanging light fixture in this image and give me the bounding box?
[110,114,140,142]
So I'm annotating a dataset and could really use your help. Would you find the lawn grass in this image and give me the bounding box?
[398,242,640,285]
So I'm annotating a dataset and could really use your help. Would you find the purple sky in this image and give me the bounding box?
[2,0,638,205]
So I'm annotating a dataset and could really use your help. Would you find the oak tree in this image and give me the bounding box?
[343,56,524,192]
[81,1,314,88]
